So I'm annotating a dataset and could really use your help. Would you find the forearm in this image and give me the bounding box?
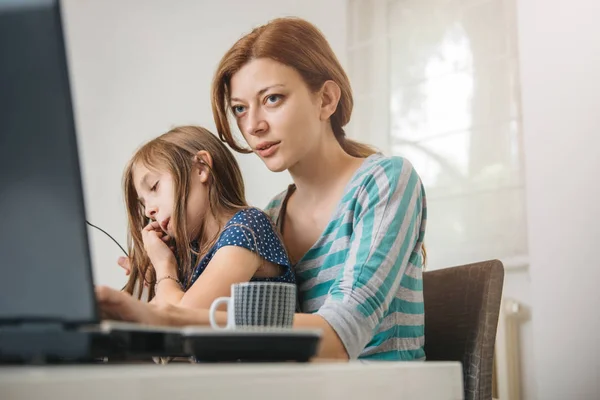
[293,313,349,360]
[152,259,185,306]
[98,285,350,360]
[158,304,348,359]
[165,309,349,359]
[153,278,185,306]
[159,302,212,326]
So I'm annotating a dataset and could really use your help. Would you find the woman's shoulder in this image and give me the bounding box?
[353,153,421,192]
[362,152,416,172]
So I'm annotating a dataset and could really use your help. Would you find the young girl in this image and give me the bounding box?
[121,125,293,308]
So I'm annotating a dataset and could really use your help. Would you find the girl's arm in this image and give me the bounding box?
[152,244,279,309]
[153,210,290,309]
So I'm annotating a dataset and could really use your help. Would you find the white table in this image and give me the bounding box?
[0,361,463,400]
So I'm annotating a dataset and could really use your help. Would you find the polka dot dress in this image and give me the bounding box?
[186,207,295,287]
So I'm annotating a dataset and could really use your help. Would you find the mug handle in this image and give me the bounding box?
[209,297,231,329]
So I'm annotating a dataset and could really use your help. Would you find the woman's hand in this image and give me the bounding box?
[142,221,177,279]
[96,285,165,325]
[95,285,210,327]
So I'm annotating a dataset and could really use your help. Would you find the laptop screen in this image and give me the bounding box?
[0,0,98,324]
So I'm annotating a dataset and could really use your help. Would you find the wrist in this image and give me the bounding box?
[154,259,178,280]
[152,302,175,326]
[155,275,183,292]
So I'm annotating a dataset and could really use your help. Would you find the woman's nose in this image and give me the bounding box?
[245,108,268,137]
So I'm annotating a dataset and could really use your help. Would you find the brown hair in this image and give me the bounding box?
[211,17,375,158]
[122,126,247,300]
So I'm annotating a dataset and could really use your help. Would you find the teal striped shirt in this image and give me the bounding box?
[265,154,427,360]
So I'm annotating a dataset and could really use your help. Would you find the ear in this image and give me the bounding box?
[318,80,341,121]
[193,150,213,184]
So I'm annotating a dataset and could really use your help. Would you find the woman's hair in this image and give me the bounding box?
[211,17,376,158]
[122,125,247,300]
[211,17,427,266]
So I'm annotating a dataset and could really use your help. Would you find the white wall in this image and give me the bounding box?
[61,0,347,289]
[517,0,600,399]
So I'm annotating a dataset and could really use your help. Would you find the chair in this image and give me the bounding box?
[423,259,504,400]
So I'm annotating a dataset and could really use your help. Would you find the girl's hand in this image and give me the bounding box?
[118,256,132,275]
[142,221,177,278]
[117,256,153,288]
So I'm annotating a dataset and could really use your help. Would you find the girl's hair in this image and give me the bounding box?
[122,125,247,300]
[211,17,376,158]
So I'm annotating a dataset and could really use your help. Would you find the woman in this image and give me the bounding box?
[102,17,426,361]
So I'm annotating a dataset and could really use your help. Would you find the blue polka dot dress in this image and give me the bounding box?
[185,207,294,287]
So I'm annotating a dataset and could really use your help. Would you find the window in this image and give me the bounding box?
[346,0,528,270]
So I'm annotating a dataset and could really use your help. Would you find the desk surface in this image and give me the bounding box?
[0,361,463,400]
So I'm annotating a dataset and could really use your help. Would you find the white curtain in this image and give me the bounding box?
[346,0,528,270]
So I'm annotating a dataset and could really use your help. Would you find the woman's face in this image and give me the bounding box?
[229,58,324,172]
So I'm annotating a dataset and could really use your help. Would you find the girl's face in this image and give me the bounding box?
[133,159,210,242]
[229,58,325,172]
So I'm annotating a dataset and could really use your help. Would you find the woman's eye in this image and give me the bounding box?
[232,105,246,115]
[266,94,282,104]
[150,181,159,191]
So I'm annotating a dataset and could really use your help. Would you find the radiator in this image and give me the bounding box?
[494,297,523,400]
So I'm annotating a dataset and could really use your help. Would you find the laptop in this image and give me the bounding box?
[0,0,188,363]
[0,0,321,364]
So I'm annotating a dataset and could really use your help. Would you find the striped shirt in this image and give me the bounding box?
[265,153,427,360]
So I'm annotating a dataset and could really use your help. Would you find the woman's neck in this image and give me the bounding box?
[288,130,365,204]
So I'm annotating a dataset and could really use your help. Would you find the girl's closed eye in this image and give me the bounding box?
[150,181,159,191]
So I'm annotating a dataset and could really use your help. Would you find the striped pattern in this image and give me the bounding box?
[232,282,296,328]
[265,154,427,360]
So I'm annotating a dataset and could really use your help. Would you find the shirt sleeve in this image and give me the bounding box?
[213,208,292,269]
[316,157,427,359]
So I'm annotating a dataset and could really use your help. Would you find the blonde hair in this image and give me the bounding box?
[211,17,376,158]
[122,126,247,300]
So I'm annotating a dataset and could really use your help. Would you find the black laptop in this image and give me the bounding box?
[0,0,189,364]
[0,0,320,364]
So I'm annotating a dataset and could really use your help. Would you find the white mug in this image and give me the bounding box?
[209,282,296,330]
